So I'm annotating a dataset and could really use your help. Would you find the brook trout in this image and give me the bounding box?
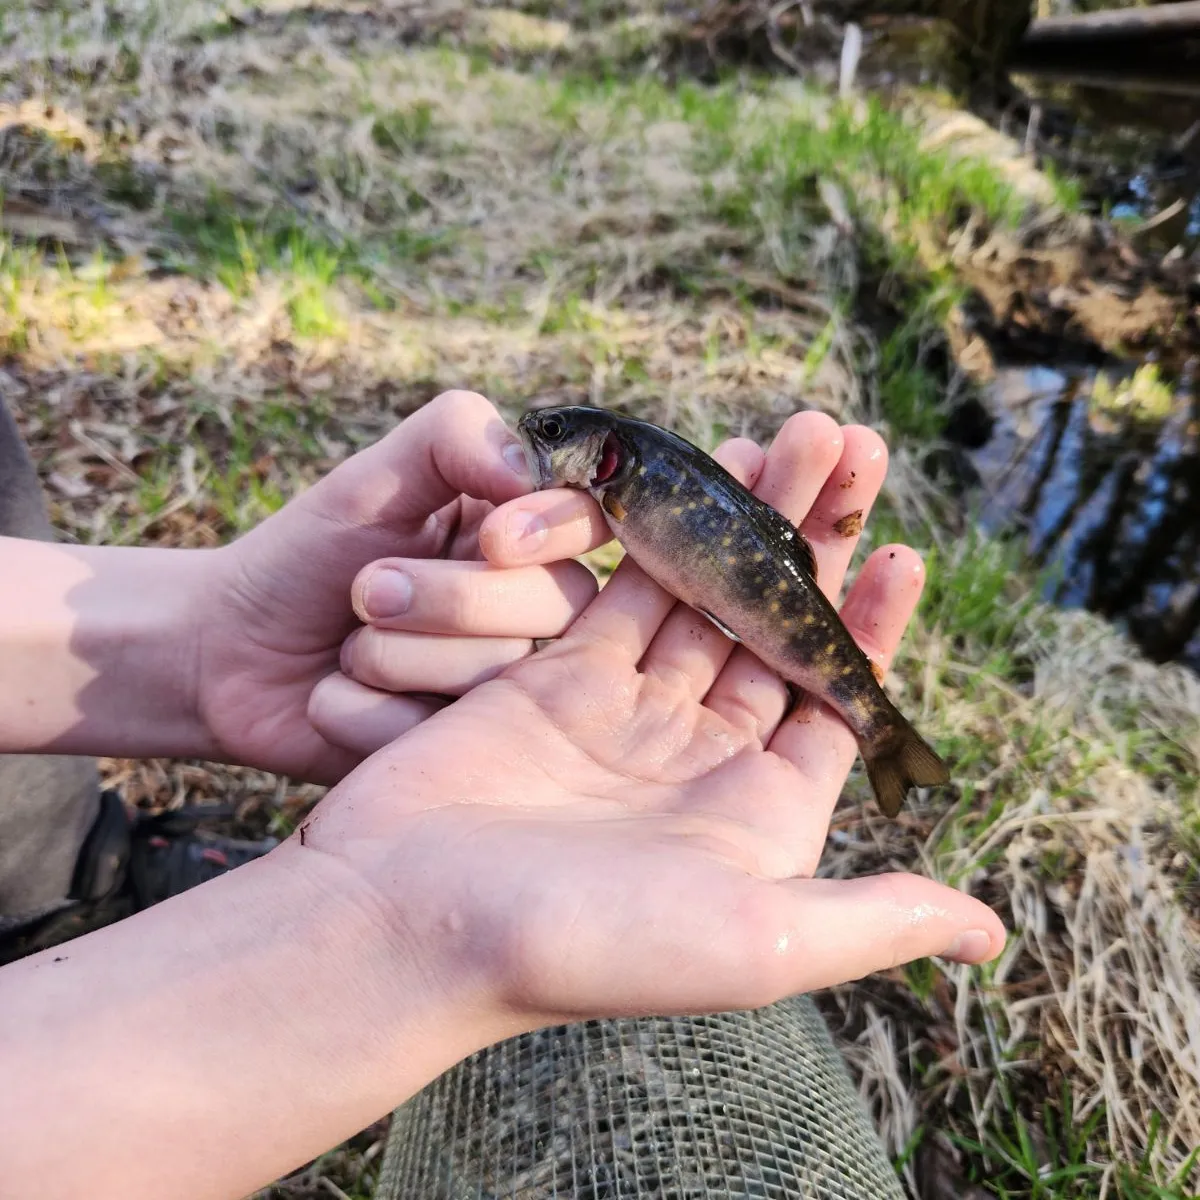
[517,404,949,817]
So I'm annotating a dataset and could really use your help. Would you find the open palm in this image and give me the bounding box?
[305,413,1003,1024]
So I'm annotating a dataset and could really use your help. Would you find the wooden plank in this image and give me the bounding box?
[1022,1,1200,46]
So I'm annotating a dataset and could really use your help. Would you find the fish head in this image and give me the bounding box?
[517,406,631,493]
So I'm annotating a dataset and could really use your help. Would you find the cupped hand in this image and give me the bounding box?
[301,410,1005,1025]
[195,391,597,784]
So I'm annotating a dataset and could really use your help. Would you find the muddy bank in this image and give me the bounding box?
[939,215,1200,375]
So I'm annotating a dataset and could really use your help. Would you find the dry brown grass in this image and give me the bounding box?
[2,2,1198,1197]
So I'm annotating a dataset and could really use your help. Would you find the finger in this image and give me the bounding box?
[351,558,598,637]
[768,544,928,825]
[561,438,764,661]
[341,629,532,695]
[307,672,446,758]
[703,422,889,741]
[300,390,531,551]
[799,424,889,604]
[479,489,611,568]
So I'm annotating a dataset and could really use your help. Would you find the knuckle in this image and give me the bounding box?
[427,389,492,425]
[444,573,488,631]
[350,629,401,689]
[550,562,600,620]
[861,872,913,972]
[722,889,794,1006]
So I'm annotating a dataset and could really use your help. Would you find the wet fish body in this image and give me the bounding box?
[517,405,949,817]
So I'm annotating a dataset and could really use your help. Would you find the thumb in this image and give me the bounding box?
[301,390,531,537]
[770,873,1005,995]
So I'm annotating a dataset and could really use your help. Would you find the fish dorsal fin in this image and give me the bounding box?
[760,507,818,582]
[700,608,742,643]
[619,412,819,581]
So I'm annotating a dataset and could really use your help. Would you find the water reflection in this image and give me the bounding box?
[967,366,1200,672]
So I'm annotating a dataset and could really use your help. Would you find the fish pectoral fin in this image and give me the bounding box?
[699,608,742,643]
[601,491,628,522]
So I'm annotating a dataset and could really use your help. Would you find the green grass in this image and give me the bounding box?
[951,1089,1200,1199]
[538,71,1033,442]
[369,100,437,153]
[919,527,1040,661]
[544,73,1033,442]
[195,400,330,533]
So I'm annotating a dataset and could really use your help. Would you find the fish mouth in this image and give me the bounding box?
[516,423,554,490]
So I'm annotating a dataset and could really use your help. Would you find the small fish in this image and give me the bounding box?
[517,404,950,817]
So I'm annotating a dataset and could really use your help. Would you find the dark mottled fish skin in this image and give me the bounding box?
[517,404,950,817]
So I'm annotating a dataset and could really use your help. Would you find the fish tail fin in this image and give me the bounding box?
[863,720,950,818]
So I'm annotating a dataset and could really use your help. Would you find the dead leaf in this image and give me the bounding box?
[832,508,863,537]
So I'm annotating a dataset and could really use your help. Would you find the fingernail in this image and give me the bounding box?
[362,568,413,618]
[943,929,993,964]
[502,440,530,483]
[339,628,361,675]
[507,509,547,550]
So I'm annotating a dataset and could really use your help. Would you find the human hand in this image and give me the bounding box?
[193,391,598,784]
[305,410,1005,1026]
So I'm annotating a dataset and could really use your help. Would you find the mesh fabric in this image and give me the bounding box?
[377,994,903,1199]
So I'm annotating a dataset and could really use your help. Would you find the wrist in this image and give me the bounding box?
[272,834,514,1069]
[0,830,508,1199]
[0,537,216,758]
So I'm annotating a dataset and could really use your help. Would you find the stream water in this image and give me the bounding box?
[961,51,1200,673]
[968,364,1200,673]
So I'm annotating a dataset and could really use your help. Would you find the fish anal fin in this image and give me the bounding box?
[700,608,742,643]
[863,723,950,818]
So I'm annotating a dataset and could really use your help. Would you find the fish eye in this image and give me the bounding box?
[540,415,565,441]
